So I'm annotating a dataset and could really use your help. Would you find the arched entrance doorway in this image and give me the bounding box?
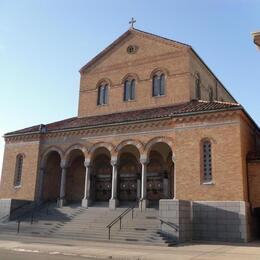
[147,142,174,206]
[42,151,62,202]
[91,148,112,203]
[117,145,141,206]
[118,153,140,203]
[65,149,85,204]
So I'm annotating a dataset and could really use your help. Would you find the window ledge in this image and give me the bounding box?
[123,99,136,103]
[202,181,215,185]
[153,94,166,98]
[14,185,22,189]
[97,103,108,107]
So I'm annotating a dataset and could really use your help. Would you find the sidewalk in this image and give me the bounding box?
[0,234,260,260]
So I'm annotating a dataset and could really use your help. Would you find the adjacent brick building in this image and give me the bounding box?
[253,31,260,50]
[1,28,260,242]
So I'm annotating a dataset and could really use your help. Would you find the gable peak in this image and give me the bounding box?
[79,28,191,73]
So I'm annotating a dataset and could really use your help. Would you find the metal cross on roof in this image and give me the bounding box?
[129,17,136,29]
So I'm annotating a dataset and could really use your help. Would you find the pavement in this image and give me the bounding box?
[0,234,260,260]
[0,248,97,260]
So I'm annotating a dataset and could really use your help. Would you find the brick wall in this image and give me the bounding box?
[248,161,260,208]
[174,116,245,201]
[189,51,235,102]
[78,30,235,118]
[0,140,40,200]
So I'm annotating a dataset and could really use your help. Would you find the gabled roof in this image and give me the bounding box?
[5,100,242,137]
[79,28,191,73]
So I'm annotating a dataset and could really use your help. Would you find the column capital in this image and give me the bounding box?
[140,154,149,165]
[60,160,68,169]
[111,157,118,166]
[84,159,91,167]
[172,152,176,163]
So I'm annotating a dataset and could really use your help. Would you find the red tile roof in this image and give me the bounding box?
[5,100,241,136]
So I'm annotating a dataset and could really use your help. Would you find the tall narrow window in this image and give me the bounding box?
[14,154,24,187]
[153,73,165,97]
[202,140,212,183]
[124,79,135,101]
[97,83,108,105]
[195,74,201,99]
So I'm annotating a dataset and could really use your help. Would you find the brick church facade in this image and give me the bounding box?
[1,28,260,242]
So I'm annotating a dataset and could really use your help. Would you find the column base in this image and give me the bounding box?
[57,198,65,208]
[109,198,118,210]
[82,198,92,208]
[139,199,148,211]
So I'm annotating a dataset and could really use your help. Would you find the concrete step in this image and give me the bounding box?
[0,204,175,246]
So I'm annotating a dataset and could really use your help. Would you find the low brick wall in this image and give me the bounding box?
[159,200,250,243]
[192,201,249,242]
[0,199,12,221]
[159,199,192,243]
[0,199,33,222]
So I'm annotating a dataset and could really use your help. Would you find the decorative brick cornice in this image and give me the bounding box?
[5,133,41,144]
[42,111,239,143]
[41,119,174,140]
[5,102,246,142]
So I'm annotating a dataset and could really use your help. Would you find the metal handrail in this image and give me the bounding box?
[159,218,178,231]
[106,206,134,240]
[16,200,51,233]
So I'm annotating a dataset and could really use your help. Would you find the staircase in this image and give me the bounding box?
[0,202,174,246]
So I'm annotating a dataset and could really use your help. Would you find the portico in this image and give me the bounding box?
[39,138,175,210]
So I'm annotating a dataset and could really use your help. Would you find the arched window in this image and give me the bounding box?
[202,140,212,183]
[195,73,201,100]
[209,86,213,101]
[14,154,24,187]
[97,83,108,105]
[124,79,135,101]
[152,73,165,97]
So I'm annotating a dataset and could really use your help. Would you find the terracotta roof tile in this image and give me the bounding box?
[5,100,241,136]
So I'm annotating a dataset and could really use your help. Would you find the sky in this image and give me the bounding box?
[0,0,260,178]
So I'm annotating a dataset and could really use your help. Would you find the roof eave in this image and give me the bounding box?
[4,106,243,138]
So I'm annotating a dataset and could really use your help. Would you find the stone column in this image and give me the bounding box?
[172,156,176,199]
[37,167,45,204]
[58,160,67,207]
[82,159,91,208]
[140,156,148,210]
[163,177,169,198]
[109,158,118,210]
[137,179,141,200]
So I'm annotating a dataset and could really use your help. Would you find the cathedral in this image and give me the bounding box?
[0,26,260,243]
